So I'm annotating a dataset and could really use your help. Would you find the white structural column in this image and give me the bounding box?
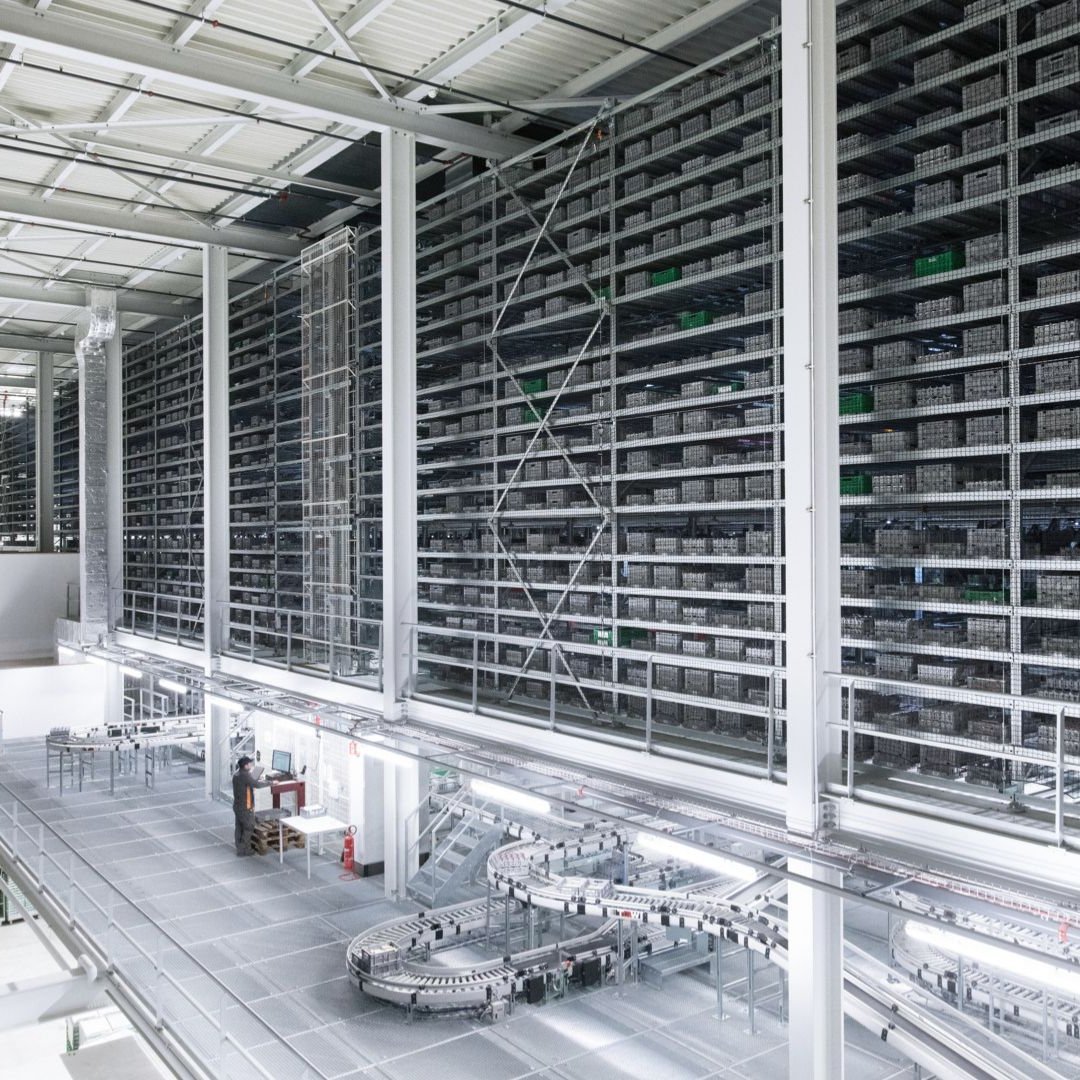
[202,244,229,674]
[105,329,123,625]
[781,0,844,1074]
[76,290,117,638]
[382,758,421,900]
[205,702,230,800]
[35,351,54,553]
[380,130,418,719]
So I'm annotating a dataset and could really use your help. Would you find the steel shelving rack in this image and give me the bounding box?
[411,33,787,763]
[836,0,1080,796]
[52,373,79,552]
[121,320,204,643]
[0,396,35,548]
[226,263,304,661]
[355,225,383,648]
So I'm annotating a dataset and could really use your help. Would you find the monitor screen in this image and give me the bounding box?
[271,750,292,774]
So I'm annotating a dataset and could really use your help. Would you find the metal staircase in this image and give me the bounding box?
[407,801,504,909]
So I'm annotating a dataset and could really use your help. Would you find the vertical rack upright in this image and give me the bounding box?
[413,34,788,765]
[836,0,1080,797]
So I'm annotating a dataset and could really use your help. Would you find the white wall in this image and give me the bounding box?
[0,662,106,740]
[0,553,79,662]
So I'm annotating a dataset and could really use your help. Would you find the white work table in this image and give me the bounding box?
[279,813,348,879]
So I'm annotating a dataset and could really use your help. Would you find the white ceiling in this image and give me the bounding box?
[0,0,775,390]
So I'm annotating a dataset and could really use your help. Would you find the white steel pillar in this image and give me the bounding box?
[382,758,420,899]
[105,328,123,626]
[202,244,229,675]
[205,701,230,800]
[35,351,54,553]
[781,0,844,1074]
[380,130,418,719]
[77,289,117,638]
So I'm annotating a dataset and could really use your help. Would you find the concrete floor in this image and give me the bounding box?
[0,738,919,1080]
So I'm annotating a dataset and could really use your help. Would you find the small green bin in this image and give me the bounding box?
[679,310,712,330]
[839,391,874,415]
[652,267,682,287]
[914,247,965,277]
[840,474,872,495]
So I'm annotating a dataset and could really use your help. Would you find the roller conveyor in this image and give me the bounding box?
[45,716,206,752]
[347,815,1076,1077]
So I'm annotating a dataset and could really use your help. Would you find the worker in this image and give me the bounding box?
[232,756,270,856]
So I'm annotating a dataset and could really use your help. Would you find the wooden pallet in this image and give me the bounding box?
[251,819,305,856]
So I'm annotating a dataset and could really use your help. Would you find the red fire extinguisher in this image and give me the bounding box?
[340,825,358,879]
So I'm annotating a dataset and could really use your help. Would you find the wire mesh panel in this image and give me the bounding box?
[413,33,788,767]
[0,394,35,548]
[355,226,383,647]
[302,228,360,674]
[53,374,79,552]
[120,321,205,643]
[836,0,1080,826]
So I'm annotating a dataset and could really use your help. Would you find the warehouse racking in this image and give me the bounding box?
[410,33,787,763]
[120,320,205,643]
[0,396,35,548]
[355,226,384,653]
[52,372,79,552]
[226,263,304,662]
[836,0,1080,803]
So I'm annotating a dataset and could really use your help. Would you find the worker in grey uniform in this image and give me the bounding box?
[232,756,270,856]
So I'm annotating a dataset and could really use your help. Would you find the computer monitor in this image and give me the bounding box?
[271,749,293,774]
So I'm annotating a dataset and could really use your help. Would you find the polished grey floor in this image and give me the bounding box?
[0,739,916,1079]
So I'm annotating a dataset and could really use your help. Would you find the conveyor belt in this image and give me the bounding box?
[45,716,207,752]
[347,815,1074,1077]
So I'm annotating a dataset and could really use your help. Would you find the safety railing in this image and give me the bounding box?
[0,790,326,1080]
[401,623,787,777]
[111,587,204,649]
[221,601,382,688]
[825,671,1080,846]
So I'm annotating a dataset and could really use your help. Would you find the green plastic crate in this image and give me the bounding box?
[839,391,874,415]
[679,310,712,330]
[596,284,612,300]
[840,474,872,495]
[521,376,547,395]
[523,404,543,424]
[914,247,965,277]
[619,628,649,647]
[652,266,682,287]
[963,588,1010,604]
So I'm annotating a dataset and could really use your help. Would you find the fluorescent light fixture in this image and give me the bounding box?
[118,665,144,680]
[158,677,189,694]
[906,921,1080,997]
[470,779,551,816]
[635,831,757,881]
[204,694,243,713]
[355,735,412,765]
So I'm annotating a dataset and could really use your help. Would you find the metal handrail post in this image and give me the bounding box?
[286,611,293,671]
[472,633,479,712]
[249,608,255,661]
[377,622,384,693]
[645,655,655,753]
[549,646,557,731]
[766,668,777,780]
[408,625,416,698]
[1056,706,1067,846]
[846,678,856,798]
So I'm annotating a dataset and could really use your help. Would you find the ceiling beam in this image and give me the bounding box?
[64,131,378,201]
[205,0,582,234]
[0,190,302,259]
[0,275,197,317]
[0,333,74,353]
[0,375,35,387]
[0,0,533,160]
[494,0,759,134]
